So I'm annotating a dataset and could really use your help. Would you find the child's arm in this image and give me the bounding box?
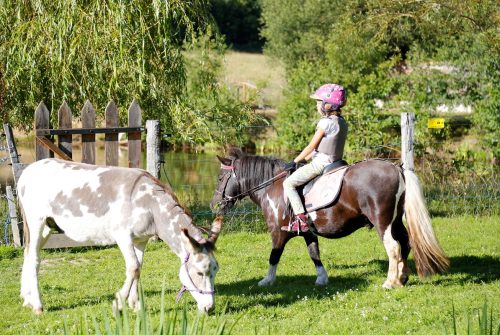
[293,128,325,163]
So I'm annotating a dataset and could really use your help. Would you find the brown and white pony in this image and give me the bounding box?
[17,158,221,314]
[210,148,448,288]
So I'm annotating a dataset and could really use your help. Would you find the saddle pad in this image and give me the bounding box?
[304,166,348,212]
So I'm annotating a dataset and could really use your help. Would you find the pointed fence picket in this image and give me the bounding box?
[4,99,161,248]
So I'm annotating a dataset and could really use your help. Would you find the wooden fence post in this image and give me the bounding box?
[146,120,161,178]
[128,99,142,168]
[6,186,22,247]
[401,112,415,171]
[81,100,96,164]
[34,102,52,160]
[3,123,27,184]
[57,101,73,159]
[105,100,119,166]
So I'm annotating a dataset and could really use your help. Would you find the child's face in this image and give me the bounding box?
[316,100,323,115]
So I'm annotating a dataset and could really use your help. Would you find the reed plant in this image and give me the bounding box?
[61,283,234,335]
[443,301,500,335]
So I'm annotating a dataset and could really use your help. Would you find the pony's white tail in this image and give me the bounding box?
[404,170,449,277]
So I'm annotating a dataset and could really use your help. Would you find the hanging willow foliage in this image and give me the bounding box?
[0,0,261,146]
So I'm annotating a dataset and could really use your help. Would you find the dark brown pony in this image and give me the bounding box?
[210,148,449,288]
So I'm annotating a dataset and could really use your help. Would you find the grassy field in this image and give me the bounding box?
[0,215,499,334]
[221,51,286,108]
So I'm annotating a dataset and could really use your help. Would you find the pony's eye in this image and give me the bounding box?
[197,272,203,276]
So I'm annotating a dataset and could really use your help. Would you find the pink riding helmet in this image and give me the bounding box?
[310,84,346,112]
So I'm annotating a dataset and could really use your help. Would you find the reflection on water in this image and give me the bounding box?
[0,143,264,229]
[0,142,220,207]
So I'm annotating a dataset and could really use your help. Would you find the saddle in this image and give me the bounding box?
[300,160,349,212]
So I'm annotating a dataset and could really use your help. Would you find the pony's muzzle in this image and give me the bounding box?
[200,302,215,314]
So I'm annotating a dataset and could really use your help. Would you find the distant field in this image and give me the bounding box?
[221,51,286,109]
[1,215,498,334]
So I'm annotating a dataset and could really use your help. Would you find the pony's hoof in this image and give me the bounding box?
[128,300,141,312]
[382,280,403,289]
[33,307,43,315]
[315,278,328,286]
[112,298,123,314]
[258,277,275,286]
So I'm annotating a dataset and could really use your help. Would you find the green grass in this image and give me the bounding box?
[221,51,286,108]
[0,216,498,334]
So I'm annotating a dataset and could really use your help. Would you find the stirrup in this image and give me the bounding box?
[281,214,309,234]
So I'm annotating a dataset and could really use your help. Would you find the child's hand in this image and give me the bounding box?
[283,161,296,171]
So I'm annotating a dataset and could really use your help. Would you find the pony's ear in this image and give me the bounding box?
[207,216,223,244]
[181,228,203,252]
[217,155,232,167]
[228,147,244,158]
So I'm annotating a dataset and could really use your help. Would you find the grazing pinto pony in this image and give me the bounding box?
[17,159,221,314]
[210,148,448,288]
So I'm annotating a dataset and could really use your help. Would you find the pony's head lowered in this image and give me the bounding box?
[178,216,222,313]
[210,148,285,215]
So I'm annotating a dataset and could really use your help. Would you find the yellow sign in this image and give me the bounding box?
[428,118,445,129]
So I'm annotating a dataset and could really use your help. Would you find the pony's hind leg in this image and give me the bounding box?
[303,233,328,286]
[114,236,141,313]
[21,220,50,314]
[391,218,410,285]
[381,223,405,288]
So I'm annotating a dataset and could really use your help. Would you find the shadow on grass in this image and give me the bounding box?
[436,255,500,285]
[43,255,499,313]
[215,274,370,311]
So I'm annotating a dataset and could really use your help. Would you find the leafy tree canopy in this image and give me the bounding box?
[261,0,499,164]
[0,0,262,146]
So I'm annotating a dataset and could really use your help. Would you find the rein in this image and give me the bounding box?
[175,253,215,303]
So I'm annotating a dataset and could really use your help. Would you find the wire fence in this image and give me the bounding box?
[0,133,498,245]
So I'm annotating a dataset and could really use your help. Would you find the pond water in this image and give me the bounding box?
[0,140,269,235]
[0,140,220,208]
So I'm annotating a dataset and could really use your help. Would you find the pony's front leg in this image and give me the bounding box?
[113,237,140,313]
[303,233,328,286]
[127,241,147,311]
[258,231,291,286]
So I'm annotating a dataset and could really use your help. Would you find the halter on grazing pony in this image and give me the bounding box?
[17,158,222,314]
[211,148,449,288]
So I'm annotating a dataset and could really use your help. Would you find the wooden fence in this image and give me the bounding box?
[4,99,161,248]
[34,99,142,167]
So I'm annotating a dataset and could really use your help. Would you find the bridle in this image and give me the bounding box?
[175,253,215,303]
[214,158,290,209]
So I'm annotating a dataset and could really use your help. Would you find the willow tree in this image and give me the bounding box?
[0,0,259,146]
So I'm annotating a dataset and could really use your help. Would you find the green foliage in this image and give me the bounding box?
[209,0,263,50]
[262,0,499,162]
[0,245,22,261]
[0,0,262,147]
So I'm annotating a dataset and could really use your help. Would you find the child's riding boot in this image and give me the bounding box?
[281,213,309,233]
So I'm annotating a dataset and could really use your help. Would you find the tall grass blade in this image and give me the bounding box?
[181,307,188,335]
[452,302,457,335]
[92,314,103,335]
[63,318,70,335]
[102,308,113,335]
[157,280,166,335]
